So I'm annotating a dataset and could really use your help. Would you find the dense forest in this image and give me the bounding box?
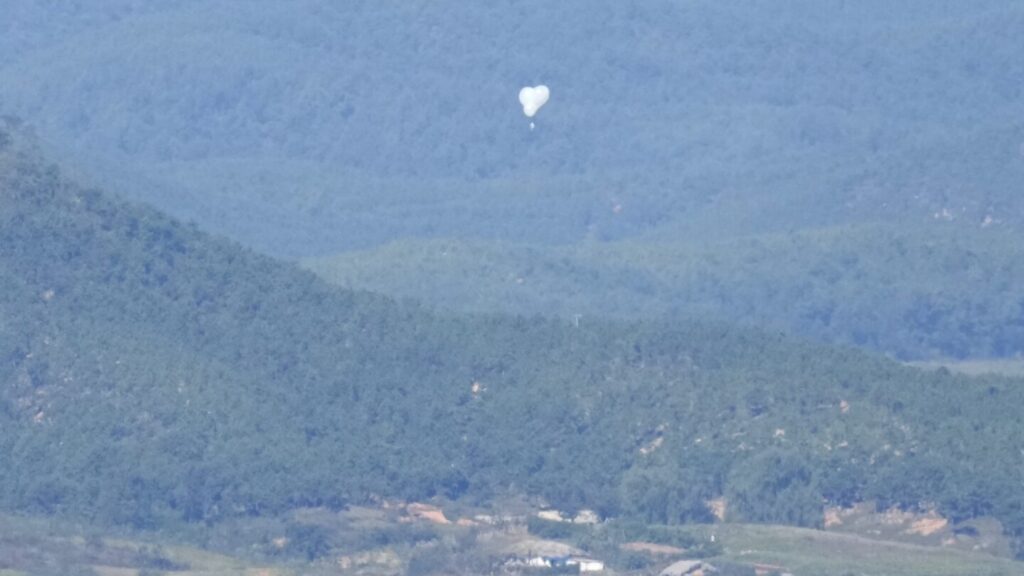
[3,0,1021,255]
[4,122,1024,558]
[3,1,1022,362]
[305,227,1024,360]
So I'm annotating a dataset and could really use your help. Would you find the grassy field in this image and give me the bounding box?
[907,358,1024,378]
[673,523,1024,576]
[0,514,293,576]
[4,510,1024,576]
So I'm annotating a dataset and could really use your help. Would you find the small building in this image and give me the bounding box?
[570,557,605,572]
[504,555,605,573]
[660,560,715,576]
[527,556,552,568]
[538,509,567,522]
[573,509,600,524]
[537,508,601,525]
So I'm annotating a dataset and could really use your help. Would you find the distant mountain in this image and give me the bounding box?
[3,121,1024,555]
[2,1,1022,257]
[304,225,1024,359]
[2,0,1024,366]
[4,1,1023,365]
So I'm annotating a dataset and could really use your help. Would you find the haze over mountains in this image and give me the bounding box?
[3,1,1023,360]
[4,0,1023,249]
[3,2,1024,572]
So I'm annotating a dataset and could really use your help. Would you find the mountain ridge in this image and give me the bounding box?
[303,224,1024,359]
[3,121,1024,557]
[2,1,1022,256]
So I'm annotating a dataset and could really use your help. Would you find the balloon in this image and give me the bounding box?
[519,85,550,118]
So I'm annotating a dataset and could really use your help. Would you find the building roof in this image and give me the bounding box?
[660,560,706,576]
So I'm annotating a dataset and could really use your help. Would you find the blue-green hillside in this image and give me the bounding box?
[304,225,1024,359]
[4,1,1023,361]
[4,121,1024,556]
[2,1,1022,257]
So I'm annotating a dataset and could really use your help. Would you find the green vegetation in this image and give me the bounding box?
[685,523,1024,576]
[0,513,289,576]
[525,519,1024,576]
[4,3,1024,574]
[3,2,1024,362]
[304,225,1024,359]
[3,1,1022,255]
[8,507,1020,576]
[909,358,1024,378]
[4,122,1024,566]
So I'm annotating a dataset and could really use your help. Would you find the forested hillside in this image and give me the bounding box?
[305,226,1024,359]
[3,122,1024,555]
[3,1,1023,362]
[2,0,1022,256]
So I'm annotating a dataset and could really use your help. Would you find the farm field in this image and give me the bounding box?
[695,523,1024,576]
[4,509,1024,576]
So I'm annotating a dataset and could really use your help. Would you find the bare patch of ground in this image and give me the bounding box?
[621,541,686,555]
[823,502,1013,558]
[706,498,727,521]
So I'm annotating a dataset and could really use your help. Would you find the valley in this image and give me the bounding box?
[3,2,1024,574]
[4,502,1023,576]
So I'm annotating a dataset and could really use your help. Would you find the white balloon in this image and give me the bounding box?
[519,85,550,118]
